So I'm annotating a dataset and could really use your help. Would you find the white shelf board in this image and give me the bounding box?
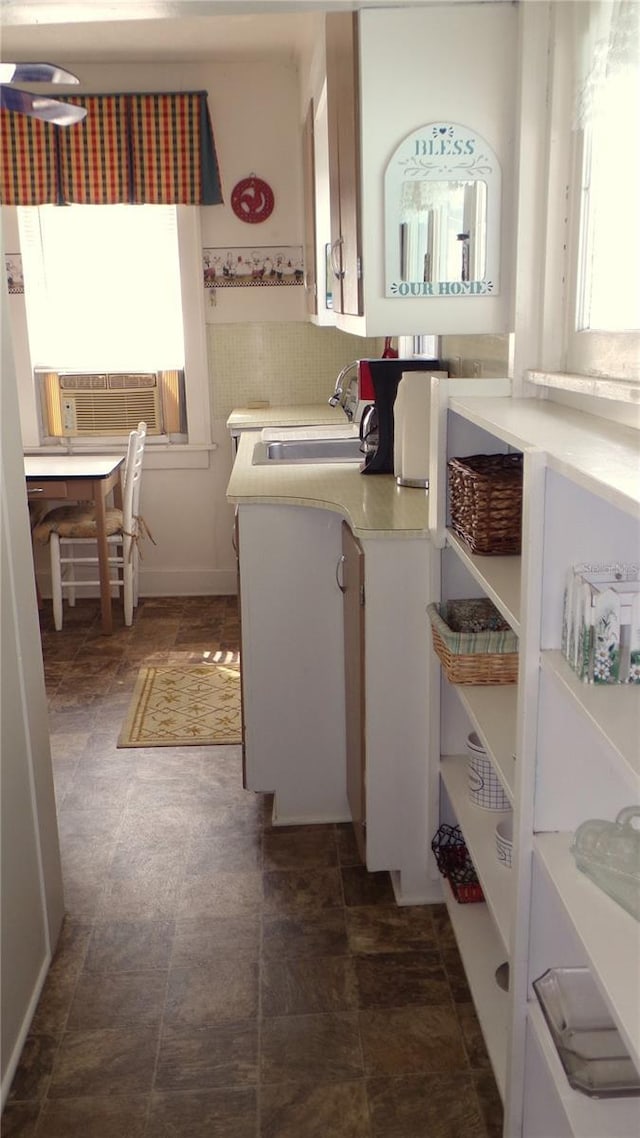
[443,878,509,1102]
[528,999,640,1138]
[448,398,640,518]
[455,683,518,801]
[534,832,640,1070]
[440,755,513,952]
[542,652,640,780]
[446,528,521,633]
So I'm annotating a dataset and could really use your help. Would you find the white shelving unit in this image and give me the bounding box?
[440,756,512,951]
[442,879,509,1101]
[526,1001,640,1138]
[535,832,640,1069]
[541,651,640,780]
[446,397,640,511]
[447,670,518,801]
[445,529,521,633]
[430,387,640,1138]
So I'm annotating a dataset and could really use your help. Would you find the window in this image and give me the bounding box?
[15,203,210,446]
[575,0,640,333]
[19,204,185,371]
[563,0,640,384]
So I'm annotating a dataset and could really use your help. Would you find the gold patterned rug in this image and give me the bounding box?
[118,661,241,748]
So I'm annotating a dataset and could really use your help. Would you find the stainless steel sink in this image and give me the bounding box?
[267,437,363,461]
[252,436,364,465]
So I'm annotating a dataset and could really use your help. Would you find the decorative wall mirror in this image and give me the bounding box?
[384,123,501,299]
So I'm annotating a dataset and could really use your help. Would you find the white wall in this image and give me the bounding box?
[1,274,64,1106]
[52,59,308,327]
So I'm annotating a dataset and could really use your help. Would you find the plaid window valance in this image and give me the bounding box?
[0,90,223,206]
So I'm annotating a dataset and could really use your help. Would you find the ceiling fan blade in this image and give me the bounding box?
[0,86,87,126]
[0,62,81,85]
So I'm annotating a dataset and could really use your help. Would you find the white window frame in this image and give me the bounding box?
[556,2,640,388]
[515,1,640,410]
[563,2,640,384]
[6,204,211,451]
[175,206,211,448]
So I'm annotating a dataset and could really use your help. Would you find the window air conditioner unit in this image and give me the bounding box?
[38,370,185,438]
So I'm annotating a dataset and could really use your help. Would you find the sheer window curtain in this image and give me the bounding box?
[573,0,639,332]
[574,0,639,132]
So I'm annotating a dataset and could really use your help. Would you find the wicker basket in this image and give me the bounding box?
[427,598,518,685]
[431,824,485,903]
[448,453,523,555]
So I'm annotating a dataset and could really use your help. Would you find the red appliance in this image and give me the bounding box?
[357,340,398,401]
[356,348,400,402]
[357,360,376,402]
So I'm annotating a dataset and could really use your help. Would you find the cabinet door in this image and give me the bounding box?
[302,100,318,317]
[342,522,366,861]
[326,11,362,317]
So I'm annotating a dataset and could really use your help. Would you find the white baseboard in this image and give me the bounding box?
[36,569,238,599]
[0,952,51,1111]
[390,869,444,907]
[138,569,237,596]
[271,800,352,827]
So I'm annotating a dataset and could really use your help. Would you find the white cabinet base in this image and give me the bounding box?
[237,502,440,897]
[362,535,441,903]
[238,503,349,822]
[390,867,443,908]
[270,799,352,828]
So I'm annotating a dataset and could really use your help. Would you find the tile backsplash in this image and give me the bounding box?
[209,322,382,419]
[209,324,511,420]
[439,333,511,378]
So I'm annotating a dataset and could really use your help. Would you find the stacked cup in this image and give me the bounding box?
[466,732,510,811]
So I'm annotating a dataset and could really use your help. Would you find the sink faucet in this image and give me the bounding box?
[328,361,359,416]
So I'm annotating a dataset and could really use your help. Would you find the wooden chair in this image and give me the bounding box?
[33,423,148,630]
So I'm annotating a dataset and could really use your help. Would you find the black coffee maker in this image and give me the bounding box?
[360,358,443,475]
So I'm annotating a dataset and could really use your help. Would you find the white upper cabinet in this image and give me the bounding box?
[313,3,518,338]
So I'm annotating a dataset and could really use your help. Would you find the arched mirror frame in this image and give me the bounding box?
[384,122,501,299]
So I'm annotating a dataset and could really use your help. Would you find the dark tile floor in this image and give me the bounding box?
[4,596,503,1138]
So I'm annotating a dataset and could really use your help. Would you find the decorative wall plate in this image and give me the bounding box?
[231,175,274,223]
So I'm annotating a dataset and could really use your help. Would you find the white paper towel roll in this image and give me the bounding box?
[393,379,406,480]
[394,372,433,487]
[394,371,447,486]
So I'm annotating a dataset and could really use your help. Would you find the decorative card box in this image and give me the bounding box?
[562,563,640,684]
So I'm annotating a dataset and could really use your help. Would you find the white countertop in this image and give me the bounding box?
[227,430,430,539]
[226,404,349,432]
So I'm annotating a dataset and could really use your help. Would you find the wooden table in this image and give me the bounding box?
[25,455,125,635]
